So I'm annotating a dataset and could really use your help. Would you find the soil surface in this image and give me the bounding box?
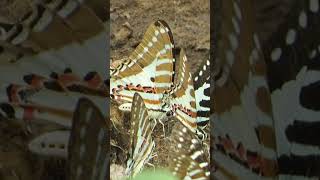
[110,0,210,73]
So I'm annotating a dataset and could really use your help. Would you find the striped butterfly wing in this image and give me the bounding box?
[0,0,108,128]
[261,1,320,178]
[1,0,106,61]
[110,20,175,113]
[169,120,210,179]
[0,0,107,85]
[212,0,278,178]
[193,58,211,128]
[68,98,109,180]
[171,48,198,133]
[126,92,156,178]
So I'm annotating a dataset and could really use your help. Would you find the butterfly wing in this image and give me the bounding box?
[0,1,108,128]
[193,58,211,128]
[68,97,109,180]
[212,0,278,178]
[110,20,175,113]
[169,120,210,179]
[261,1,320,178]
[28,130,70,158]
[126,92,156,178]
[171,49,198,132]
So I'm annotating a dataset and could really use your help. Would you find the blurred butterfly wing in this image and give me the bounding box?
[1,0,106,74]
[212,0,278,178]
[262,1,320,178]
[169,120,210,179]
[28,130,70,158]
[126,93,156,177]
[0,0,108,126]
[68,98,109,180]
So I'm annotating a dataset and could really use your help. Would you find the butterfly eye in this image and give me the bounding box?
[166,110,173,117]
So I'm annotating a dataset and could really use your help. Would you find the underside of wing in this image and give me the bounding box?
[110,20,175,109]
[171,48,198,132]
[169,120,210,179]
[68,98,109,180]
[126,92,156,178]
[0,1,109,179]
[212,0,278,178]
[0,0,108,128]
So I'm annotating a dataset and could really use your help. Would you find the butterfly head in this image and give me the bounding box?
[196,128,208,141]
[166,110,175,117]
[160,93,173,111]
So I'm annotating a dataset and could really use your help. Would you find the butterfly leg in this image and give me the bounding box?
[157,118,166,137]
[146,162,156,172]
[110,117,120,132]
[111,139,125,152]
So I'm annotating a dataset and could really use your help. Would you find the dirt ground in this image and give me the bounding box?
[110,0,210,178]
[110,0,210,73]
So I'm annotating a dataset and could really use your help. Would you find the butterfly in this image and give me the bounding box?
[0,0,108,132]
[212,0,320,179]
[0,1,109,179]
[68,97,109,180]
[170,48,210,139]
[261,1,320,178]
[125,92,157,178]
[169,120,210,180]
[110,20,175,118]
[111,20,210,139]
[27,97,109,179]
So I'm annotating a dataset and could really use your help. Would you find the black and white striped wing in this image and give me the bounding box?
[169,121,210,180]
[68,98,109,180]
[125,92,156,178]
[213,0,320,179]
[193,58,210,128]
[262,1,320,178]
